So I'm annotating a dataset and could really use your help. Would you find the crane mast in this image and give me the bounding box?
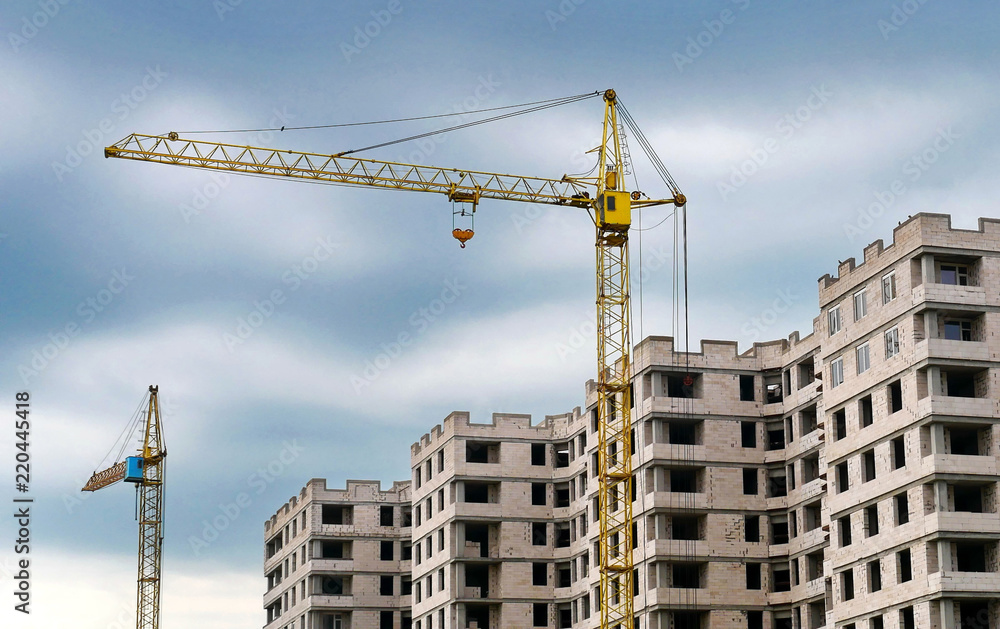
[104,91,683,629]
[83,385,166,629]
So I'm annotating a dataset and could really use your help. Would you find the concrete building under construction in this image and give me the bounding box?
[265,213,1000,629]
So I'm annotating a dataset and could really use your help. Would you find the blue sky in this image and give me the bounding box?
[1,1,998,627]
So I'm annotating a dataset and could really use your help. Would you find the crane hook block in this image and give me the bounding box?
[452,229,474,248]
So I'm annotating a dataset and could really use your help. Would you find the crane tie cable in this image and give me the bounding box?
[173,91,601,136]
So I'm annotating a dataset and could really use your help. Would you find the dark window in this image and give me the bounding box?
[401,544,411,560]
[380,506,393,527]
[747,611,763,629]
[533,602,548,627]
[740,375,755,401]
[380,541,393,560]
[380,611,393,629]
[888,380,903,413]
[840,515,852,547]
[741,421,756,448]
[532,483,547,506]
[837,462,849,493]
[321,541,345,558]
[466,441,491,463]
[950,427,981,455]
[841,569,854,601]
[960,602,989,629]
[380,575,393,595]
[871,615,884,629]
[859,395,873,427]
[772,565,790,592]
[892,436,906,469]
[555,484,570,508]
[900,606,914,629]
[946,371,977,398]
[666,373,699,398]
[532,522,546,546]
[869,560,881,592]
[745,515,759,543]
[895,493,910,525]
[743,468,758,495]
[863,450,876,482]
[767,427,785,450]
[834,409,847,441]
[532,562,547,586]
[746,562,761,589]
[531,443,546,466]
[771,518,789,545]
[865,505,879,537]
[898,549,912,582]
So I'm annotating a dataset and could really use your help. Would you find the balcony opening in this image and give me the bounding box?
[319,575,350,596]
[809,601,826,629]
[807,551,823,581]
[740,374,755,401]
[555,442,570,468]
[463,481,498,504]
[954,484,985,513]
[668,420,699,445]
[800,406,818,435]
[465,522,492,557]
[959,602,989,629]
[804,501,822,531]
[672,563,703,588]
[322,505,353,525]
[765,373,783,403]
[554,483,570,508]
[465,441,499,464]
[401,508,412,527]
[554,522,570,548]
[956,542,989,572]
[770,514,788,544]
[803,453,820,483]
[468,605,491,629]
[772,565,790,592]
[465,563,491,597]
[673,515,702,541]
[671,468,700,493]
[320,540,349,559]
[672,611,706,629]
[665,373,701,398]
[944,370,977,398]
[949,426,983,455]
[798,357,815,389]
[767,469,787,498]
[767,425,785,451]
[888,380,903,413]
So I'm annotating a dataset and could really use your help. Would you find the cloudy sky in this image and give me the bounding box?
[1,1,998,627]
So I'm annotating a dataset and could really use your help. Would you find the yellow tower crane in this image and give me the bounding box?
[104,90,683,629]
[83,385,167,629]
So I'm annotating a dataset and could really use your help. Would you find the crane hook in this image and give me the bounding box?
[452,229,474,248]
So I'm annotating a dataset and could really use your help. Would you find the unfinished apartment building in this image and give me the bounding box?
[264,479,413,629]
[268,213,1000,629]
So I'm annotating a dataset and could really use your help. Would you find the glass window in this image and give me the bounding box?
[831,357,844,388]
[853,291,867,321]
[882,272,896,304]
[943,320,972,341]
[828,306,842,335]
[884,327,899,358]
[940,264,968,286]
[856,343,870,374]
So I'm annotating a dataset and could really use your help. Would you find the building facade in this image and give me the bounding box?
[267,214,1000,629]
[264,479,413,629]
